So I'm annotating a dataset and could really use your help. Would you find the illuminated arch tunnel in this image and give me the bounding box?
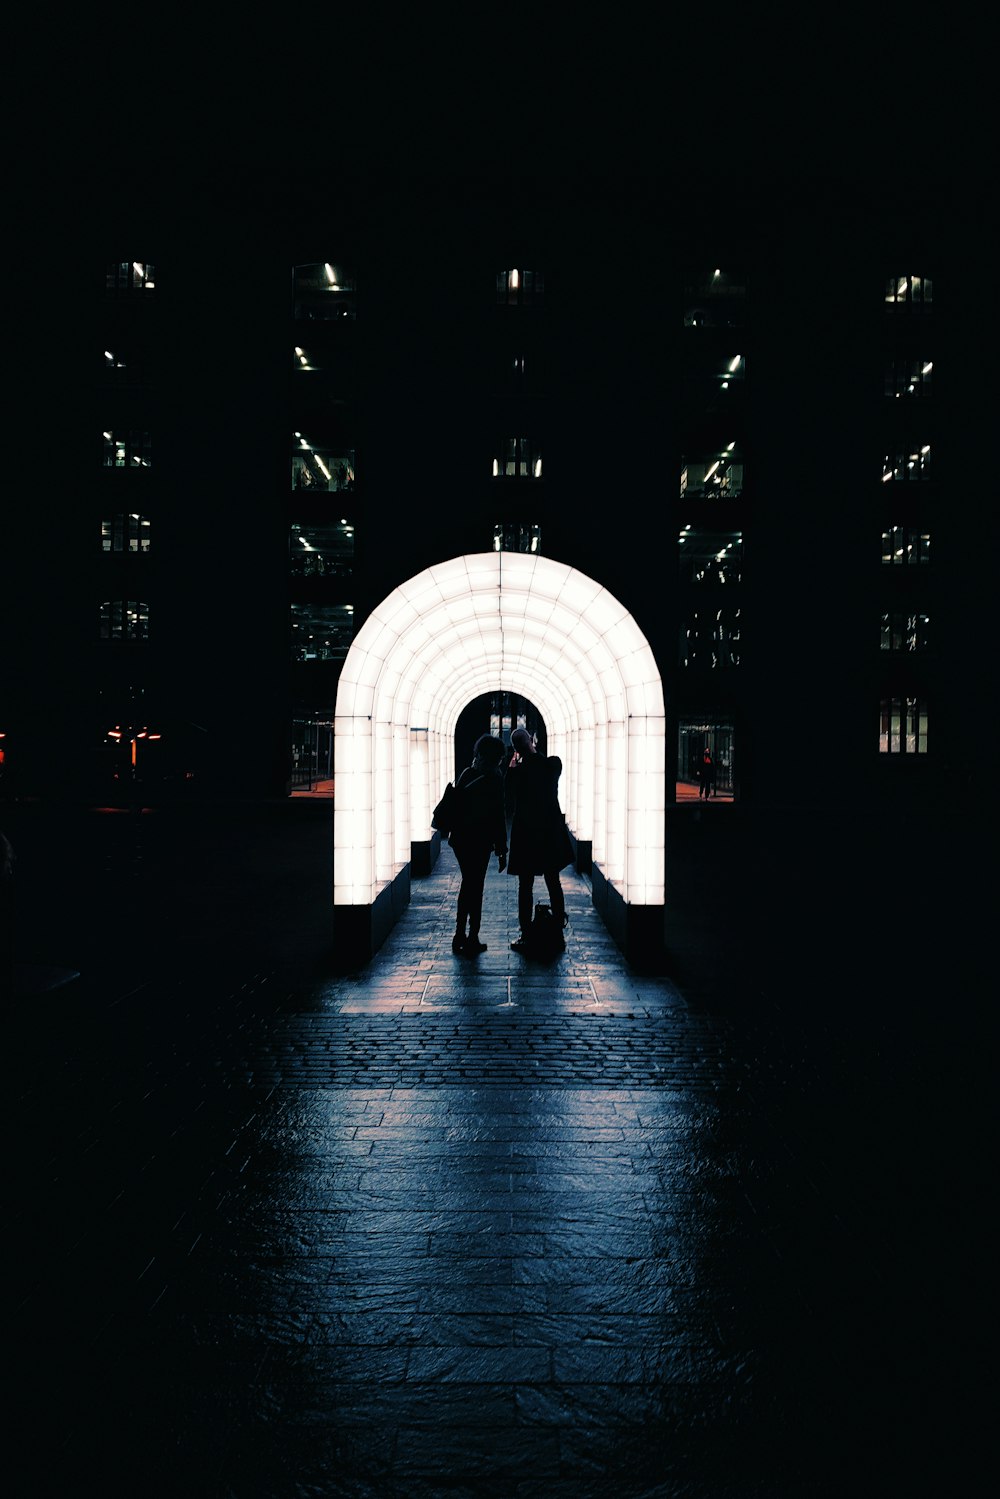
[332,552,666,967]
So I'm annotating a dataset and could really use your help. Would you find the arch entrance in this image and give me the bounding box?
[332,553,665,967]
[454,692,547,777]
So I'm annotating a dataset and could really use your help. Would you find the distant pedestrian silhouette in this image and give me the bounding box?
[506,727,573,952]
[698,748,716,799]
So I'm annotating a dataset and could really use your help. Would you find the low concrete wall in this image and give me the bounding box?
[410,832,442,878]
[568,832,592,875]
[590,863,665,973]
[332,863,411,972]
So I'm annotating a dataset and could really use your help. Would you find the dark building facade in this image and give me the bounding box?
[4,169,983,976]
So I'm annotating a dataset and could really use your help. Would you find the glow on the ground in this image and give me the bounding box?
[334,552,665,907]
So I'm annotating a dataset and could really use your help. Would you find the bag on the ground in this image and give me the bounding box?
[525,902,565,956]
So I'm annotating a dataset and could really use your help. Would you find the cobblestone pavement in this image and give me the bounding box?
[7,804,980,1497]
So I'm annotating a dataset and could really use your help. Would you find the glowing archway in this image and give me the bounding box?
[333,552,665,914]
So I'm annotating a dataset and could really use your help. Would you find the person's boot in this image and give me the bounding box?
[452,926,467,955]
[465,931,487,954]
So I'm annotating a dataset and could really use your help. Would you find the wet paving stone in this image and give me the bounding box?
[8,818,972,1496]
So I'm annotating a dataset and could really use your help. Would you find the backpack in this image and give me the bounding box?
[431,774,484,837]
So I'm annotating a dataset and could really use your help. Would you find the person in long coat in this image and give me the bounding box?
[449,734,508,955]
[505,727,574,949]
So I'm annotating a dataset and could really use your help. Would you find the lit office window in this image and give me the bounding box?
[289,521,354,578]
[101,515,152,553]
[885,357,933,397]
[492,437,543,478]
[106,261,155,292]
[680,607,741,668]
[682,269,747,327]
[492,522,541,554]
[496,269,544,306]
[293,263,357,321]
[102,431,151,468]
[884,275,933,309]
[100,600,149,641]
[880,612,930,652]
[882,446,931,482]
[291,603,354,661]
[881,526,930,565]
[718,353,745,389]
[103,345,150,384]
[879,697,928,753]
[678,530,742,585]
[292,437,355,491]
[680,442,743,498]
[500,352,531,389]
[676,720,736,800]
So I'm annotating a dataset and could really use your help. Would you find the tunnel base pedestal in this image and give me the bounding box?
[332,865,411,972]
[591,864,665,973]
[410,833,442,878]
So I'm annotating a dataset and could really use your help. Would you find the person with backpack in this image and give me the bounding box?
[447,734,508,955]
[505,727,574,954]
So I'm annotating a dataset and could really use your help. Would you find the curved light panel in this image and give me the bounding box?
[334,552,665,906]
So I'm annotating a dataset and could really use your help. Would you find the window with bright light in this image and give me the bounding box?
[102,431,152,468]
[290,719,334,788]
[680,607,741,668]
[292,437,355,491]
[106,261,155,292]
[885,357,933,397]
[884,275,933,310]
[676,720,736,799]
[683,269,746,327]
[102,515,151,553]
[103,344,151,386]
[880,697,928,753]
[720,354,745,388]
[880,612,930,652]
[291,603,354,661]
[100,600,149,641]
[497,269,544,306]
[293,262,356,321]
[499,351,532,390]
[882,526,930,565]
[680,442,743,499]
[289,521,354,578]
[492,522,541,554]
[883,446,931,482]
[678,530,742,586]
[492,437,543,479]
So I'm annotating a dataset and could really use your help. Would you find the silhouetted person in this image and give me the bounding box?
[506,727,573,951]
[450,734,508,955]
[698,748,716,799]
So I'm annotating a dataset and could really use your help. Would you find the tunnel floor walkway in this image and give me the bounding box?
[7,801,978,1497]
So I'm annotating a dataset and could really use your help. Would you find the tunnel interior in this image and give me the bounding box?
[332,552,665,963]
